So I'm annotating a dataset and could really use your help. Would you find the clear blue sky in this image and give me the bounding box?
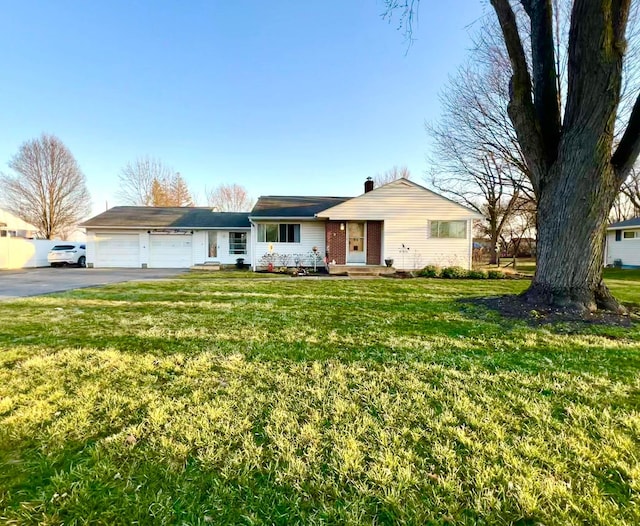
[0,0,488,216]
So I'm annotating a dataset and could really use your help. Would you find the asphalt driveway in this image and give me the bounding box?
[0,267,187,300]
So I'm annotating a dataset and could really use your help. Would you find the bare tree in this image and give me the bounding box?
[117,157,173,206]
[386,1,640,311]
[620,168,640,215]
[0,134,91,239]
[428,39,534,264]
[373,165,411,187]
[206,184,254,212]
[117,157,194,207]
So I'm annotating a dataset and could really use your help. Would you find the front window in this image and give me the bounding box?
[257,223,300,243]
[229,232,247,254]
[430,220,467,239]
[623,230,639,239]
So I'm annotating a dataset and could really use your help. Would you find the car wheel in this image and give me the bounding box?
[78,256,86,268]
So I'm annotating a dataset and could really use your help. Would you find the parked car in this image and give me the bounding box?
[47,244,86,267]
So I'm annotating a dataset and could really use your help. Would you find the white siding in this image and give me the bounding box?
[383,219,472,270]
[317,180,480,269]
[192,230,252,265]
[253,221,325,267]
[606,229,640,266]
[193,231,208,264]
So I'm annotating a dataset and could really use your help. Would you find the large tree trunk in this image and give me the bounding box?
[489,0,635,313]
[524,152,621,312]
[489,234,499,265]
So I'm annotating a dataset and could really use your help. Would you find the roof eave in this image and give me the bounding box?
[248,216,324,221]
[83,225,250,230]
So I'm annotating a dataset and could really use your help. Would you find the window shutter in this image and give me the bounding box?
[426,221,431,239]
[615,230,621,241]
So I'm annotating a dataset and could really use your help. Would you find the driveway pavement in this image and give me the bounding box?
[0,267,187,300]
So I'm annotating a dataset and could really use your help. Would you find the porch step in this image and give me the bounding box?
[191,262,221,271]
[329,265,395,276]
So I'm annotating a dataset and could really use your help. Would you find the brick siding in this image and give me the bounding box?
[325,221,346,264]
[366,221,382,265]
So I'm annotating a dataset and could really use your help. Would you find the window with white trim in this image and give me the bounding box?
[257,223,300,243]
[229,232,247,254]
[429,220,467,239]
[623,230,639,239]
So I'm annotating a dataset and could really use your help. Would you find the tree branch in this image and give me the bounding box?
[490,0,547,196]
[521,0,562,163]
[612,91,640,182]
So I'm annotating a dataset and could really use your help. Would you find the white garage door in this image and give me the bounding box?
[94,234,140,268]
[149,234,193,268]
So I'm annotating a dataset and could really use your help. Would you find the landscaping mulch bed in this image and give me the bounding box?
[466,294,638,327]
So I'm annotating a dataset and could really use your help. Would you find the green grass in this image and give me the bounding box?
[1,275,639,525]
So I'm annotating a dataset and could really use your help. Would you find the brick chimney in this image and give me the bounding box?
[364,177,374,193]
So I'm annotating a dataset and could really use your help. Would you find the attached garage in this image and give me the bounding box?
[81,207,251,269]
[149,234,193,268]
[94,233,140,268]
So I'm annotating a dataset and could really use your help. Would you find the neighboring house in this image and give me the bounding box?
[81,207,251,268]
[0,209,38,238]
[605,217,640,268]
[250,179,482,271]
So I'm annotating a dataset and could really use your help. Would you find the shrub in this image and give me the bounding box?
[487,269,506,279]
[420,265,441,278]
[467,269,487,279]
[441,266,468,279]
[277,253,292,267]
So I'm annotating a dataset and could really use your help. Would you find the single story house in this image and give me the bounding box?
[80,179,481,270]
[0,208,38,238]
[605,217,640,268]
[249,178,482,271]
[81,207,251,268]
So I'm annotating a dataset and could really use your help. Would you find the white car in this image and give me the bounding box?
[48,244,86,267]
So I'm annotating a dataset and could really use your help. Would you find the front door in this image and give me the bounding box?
[208,231,218,259]
[347,222,366,263]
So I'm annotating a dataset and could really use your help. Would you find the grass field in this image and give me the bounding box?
[1,273,639,525]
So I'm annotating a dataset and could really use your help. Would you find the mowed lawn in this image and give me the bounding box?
[1,273,639,525]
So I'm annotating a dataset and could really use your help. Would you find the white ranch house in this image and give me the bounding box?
[605,217,640,268]
[81,179,482,270]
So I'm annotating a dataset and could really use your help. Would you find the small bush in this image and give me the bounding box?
[441,266,468,279]
[467,269,487,279]
[420,265,441,278]
[487,270,506,279]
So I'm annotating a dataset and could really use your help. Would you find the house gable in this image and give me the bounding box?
[315,179,482,220]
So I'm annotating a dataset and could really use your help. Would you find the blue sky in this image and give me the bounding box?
[0,1,488,215]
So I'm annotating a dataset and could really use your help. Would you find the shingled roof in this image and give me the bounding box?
[81,207,251,229]
[250,196,352,218]
[608,217,640,229]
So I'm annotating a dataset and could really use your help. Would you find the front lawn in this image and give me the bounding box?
[1,275,639,525]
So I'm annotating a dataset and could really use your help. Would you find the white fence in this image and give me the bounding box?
[0,238,61,269]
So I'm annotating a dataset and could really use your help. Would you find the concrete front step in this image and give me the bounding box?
[191,262,221,271]
[329,265,395,276]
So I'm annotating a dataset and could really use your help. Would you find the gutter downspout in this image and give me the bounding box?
[249,219,257,271]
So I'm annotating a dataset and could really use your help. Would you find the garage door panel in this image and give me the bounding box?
[95,234,140,268]
[149,235,192,268]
